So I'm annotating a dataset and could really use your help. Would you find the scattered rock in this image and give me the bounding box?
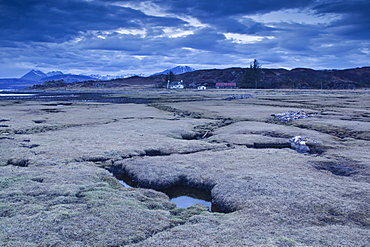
[289,136,310,153]
[272,110,310,122]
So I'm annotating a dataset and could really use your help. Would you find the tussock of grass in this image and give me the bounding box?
[0,163,176,246]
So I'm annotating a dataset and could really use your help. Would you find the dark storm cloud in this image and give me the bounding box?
[81,34,144,52]
[272,22,324,52]
[151,0,315,35]
[314,0,370,39]
[0,0,369,78]
[201,16,275,35]
[174,28,226,51]
[0,0,185,43]
[159,0,315,17]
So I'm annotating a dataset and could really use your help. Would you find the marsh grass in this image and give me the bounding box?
[0,89,369,246]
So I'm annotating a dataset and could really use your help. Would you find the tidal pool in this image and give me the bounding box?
[161,185,214,211]
[114,173,220,212]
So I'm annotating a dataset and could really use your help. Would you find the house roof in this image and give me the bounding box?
[216,82,236,86]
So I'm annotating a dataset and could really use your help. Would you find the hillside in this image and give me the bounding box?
[0,78,40,89]
[28,66,369,90]
[0,70,99,89]
[39,74,98,83]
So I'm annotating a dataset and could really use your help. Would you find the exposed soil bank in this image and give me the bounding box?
[114,171,220,211]
[111,167,223,212]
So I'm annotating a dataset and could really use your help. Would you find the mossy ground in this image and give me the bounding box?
[0,89,369,246]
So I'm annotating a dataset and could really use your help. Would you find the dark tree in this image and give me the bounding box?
[165,71,175,83]
[165,71,176,88]
[239,59,263,88]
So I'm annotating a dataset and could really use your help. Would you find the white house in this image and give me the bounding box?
[167,80,184,89]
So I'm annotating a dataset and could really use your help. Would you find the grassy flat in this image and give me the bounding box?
[0,89,369,246]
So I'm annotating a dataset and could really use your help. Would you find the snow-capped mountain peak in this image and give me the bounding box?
[151,65,195,76]
[46,71,64,77]
[20,70,47,81]
[86,74,144,80]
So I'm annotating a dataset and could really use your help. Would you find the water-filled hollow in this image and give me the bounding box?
[113,172,221,212]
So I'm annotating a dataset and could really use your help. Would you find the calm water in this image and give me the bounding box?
[115,173,217,211]
[162,185,213,210]
[0,91,151,104]
[171,196,211,209]
[0,93,36,97]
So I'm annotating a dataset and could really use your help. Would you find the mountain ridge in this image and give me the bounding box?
[1,66,370,90]
[24,66,370,90]
[20,70,47,81]
[0,70,99,89]
[0,66,194,89]
[151,66,195,76]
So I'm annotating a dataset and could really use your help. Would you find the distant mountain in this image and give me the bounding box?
[0,69,100,89]
[2,66,370,90]
[151,66,195,76]
[40,74,97,83]
[20,70,47,81]
[46,71,64,77]
[87,73,144,80]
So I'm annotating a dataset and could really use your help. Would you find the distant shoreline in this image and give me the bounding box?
[0,90,151,104]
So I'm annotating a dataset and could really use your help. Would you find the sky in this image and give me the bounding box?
[0,0,369,78]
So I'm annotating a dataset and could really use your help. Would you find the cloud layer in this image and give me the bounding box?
[0,0,369,77]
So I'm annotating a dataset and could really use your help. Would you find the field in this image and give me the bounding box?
[0,89,369,246]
